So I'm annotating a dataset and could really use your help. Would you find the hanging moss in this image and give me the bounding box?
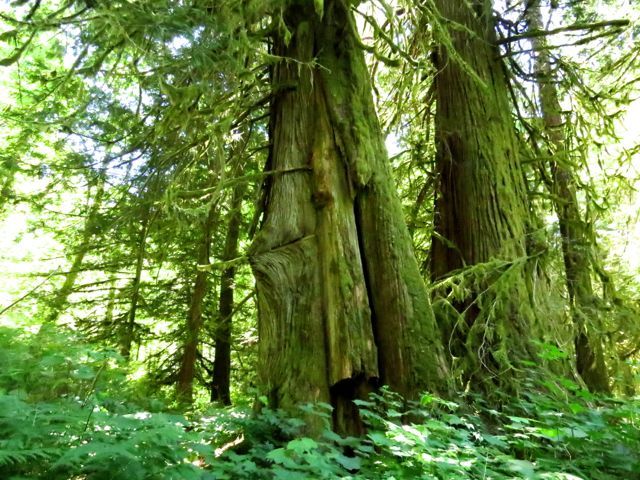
[429,0,551,394]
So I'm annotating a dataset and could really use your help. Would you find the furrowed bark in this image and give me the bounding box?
[250,0,447,434]
[430,0,540,392]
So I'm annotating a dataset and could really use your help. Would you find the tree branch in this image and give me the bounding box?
[499,19,630,45]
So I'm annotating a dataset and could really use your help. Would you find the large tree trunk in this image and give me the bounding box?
[430,0,539,391]
[249,0,448,435]
[527,0,609,393]
[176,203,218,403]
[211,184,244,405]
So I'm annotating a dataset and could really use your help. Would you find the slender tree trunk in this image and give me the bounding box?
[250,0,447,435]
[105,275,117,326]
[47,170,107,322]
[176,203,217,403]
[620,353,636,397]
[430,0,540,391]
[527,0,609,393]
[211,184,244,405]
[119,208,150,359]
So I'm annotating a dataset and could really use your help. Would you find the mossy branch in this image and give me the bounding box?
[498,19,630,45]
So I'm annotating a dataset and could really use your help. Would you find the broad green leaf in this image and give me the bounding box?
[287,437,317,454]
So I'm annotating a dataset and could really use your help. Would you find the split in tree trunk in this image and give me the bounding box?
[250,0,448,435]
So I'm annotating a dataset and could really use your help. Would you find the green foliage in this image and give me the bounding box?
[199,386,640,480]
[360,389,640,479]
[2,323,638,479]
[244,388,640,480]
[0,322,203,477]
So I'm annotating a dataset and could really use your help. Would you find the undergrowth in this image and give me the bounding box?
[0,322,638,479]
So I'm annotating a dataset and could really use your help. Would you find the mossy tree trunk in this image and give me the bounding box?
[211,183,244,405]
[119,206,151,359]
[430,0,540,391]
[176,203,218,404]
[527,0,609,393]
[250,0,448,434]
[47,169,107,323]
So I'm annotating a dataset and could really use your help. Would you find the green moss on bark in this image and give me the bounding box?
[251,0,448,434]
[430,0,543,393]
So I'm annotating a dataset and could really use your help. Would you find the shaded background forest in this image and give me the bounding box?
[1,0,640,478]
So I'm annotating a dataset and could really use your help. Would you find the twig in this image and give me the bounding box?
[499,19,630,45]
[82,361,107,434]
